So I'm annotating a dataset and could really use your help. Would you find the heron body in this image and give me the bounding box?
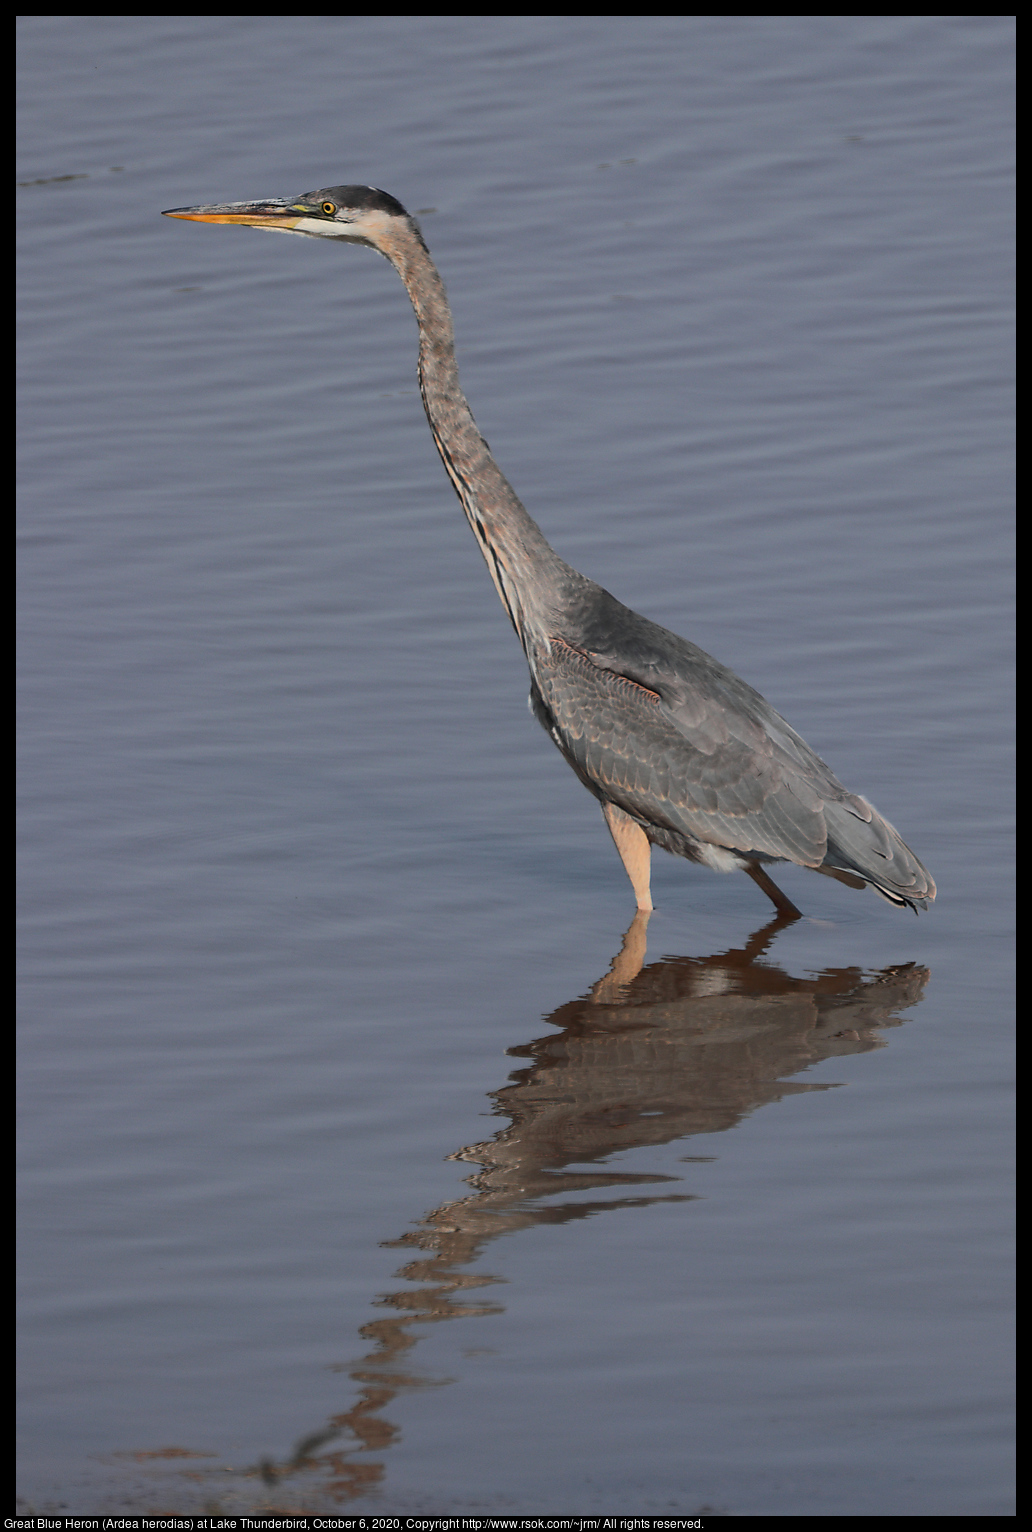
[164,185,935,919]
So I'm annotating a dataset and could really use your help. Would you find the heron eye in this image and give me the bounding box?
[321,202,336,216]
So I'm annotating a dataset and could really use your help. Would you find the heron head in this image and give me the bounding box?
[162,185,412,248]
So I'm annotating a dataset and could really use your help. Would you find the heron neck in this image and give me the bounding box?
[382,220,569,649]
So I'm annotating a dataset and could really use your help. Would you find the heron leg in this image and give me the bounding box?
[746,862,802,920]
[602,801,653,912]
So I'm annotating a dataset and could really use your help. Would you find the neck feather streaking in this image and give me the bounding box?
[375,219,568,653]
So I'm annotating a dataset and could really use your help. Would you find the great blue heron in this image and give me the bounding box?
[163,185,935,919]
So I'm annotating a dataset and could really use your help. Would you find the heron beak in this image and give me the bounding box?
[162,199,304,230]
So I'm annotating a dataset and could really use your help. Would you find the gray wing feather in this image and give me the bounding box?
[531,583,934,907]
[536,636,831,866]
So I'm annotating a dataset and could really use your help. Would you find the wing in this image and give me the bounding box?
[527,578,933,906]
[533,632,836,868]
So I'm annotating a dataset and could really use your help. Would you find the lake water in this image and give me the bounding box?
[17,16,1013,1516]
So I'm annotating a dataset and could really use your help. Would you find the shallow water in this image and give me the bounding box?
[18,16,1013,1514]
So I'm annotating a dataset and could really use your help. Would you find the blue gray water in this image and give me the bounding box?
[18,16,1013,1515]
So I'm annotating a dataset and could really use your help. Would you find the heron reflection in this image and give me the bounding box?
[251,916,927,1504]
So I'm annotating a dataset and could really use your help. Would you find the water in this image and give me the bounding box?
[17,16,1013,1514]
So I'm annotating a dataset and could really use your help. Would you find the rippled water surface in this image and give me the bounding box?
[18,16,1013,1515]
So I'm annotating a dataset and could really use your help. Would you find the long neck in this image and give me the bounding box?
[378,218,571,652]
